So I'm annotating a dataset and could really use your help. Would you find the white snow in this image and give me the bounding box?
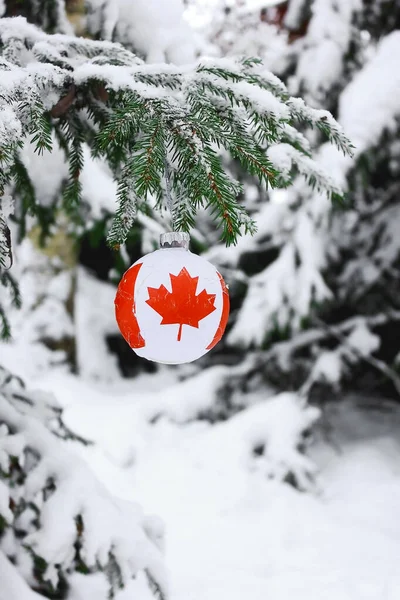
[0,552,42,600]
[2,3,400,599]
[86,0,196,64]
[241,0,279,9]
[283,0,307,30]
[30,371,400,600]
[228,210,333,348]
[73,63,173,97]
[0,480,12,525]
[0,383,167,599]
[268,142,343,194]
[228,13,400,347]
[19,139,68,207]
[347,321,380,357]
[309,350,342,386]
[294,0,362,104]
[0,106,22,145]
[68,573,110,600]
[339,31,400,153]
[228,79,291,119]
[75,268,121,381]
[184,0,290,71]
[0,195,14,220]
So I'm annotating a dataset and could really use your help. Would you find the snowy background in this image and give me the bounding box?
[1,1,400,599]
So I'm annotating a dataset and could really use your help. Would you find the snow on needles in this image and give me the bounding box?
[295,0,362,104]
[0,386,167,599]
[346,320,380,357]
[228,211,332,348]
[0,106,22,146]
[221,392,320,490]
[311,31,400,205]
[228,21,400,349]
[55,365,319,494]
[339,31,400,153]
[0,552,43,600]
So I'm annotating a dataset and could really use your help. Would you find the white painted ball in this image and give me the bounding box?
[115,243,229,364]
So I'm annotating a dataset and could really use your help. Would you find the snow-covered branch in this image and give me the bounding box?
[0,367,167,600]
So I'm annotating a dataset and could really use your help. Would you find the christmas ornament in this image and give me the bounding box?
[115,232,230,364]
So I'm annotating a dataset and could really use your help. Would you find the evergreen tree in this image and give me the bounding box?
[0,0,351,344]
[188,0,400,403]
[0,1,355,597]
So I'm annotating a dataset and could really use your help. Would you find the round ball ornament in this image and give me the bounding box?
[115,232,230,364]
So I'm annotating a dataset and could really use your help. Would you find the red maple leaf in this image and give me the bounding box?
[146,267,217,341]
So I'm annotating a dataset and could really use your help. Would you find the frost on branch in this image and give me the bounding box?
[197,390,321,492]
[0,16,352,251]
[227,209,332,348]
[238,392,320,490]
[0,367,167,600]
[134,366,319,491]
[215,20,400,356]
[294,0,362,105]
[0,195,13,270]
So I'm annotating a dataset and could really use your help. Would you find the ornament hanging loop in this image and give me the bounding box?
[160,231,190,249]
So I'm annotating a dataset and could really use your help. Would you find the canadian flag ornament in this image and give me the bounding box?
[115,232,230,364]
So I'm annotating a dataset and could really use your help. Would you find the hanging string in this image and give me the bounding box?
[164,158,175,231]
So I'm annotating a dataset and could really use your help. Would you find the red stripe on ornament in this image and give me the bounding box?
[115,263,146,349]
[206,271,230,350]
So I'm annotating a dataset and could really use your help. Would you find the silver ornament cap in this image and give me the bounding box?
[160,231,190,249]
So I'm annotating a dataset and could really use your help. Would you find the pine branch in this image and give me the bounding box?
[0,304,11,339]
[26,98,53,155]
[107,180,138,247]
[0,207,13,270]
[61,115,84,215]
[10,153,38,240]
[0,17,353,249]
[1,271,22,309]
[287,97,354,156]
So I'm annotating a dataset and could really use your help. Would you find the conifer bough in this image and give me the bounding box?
[0,16,353,256]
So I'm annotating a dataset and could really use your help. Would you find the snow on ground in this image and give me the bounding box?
[35,371,400,600]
